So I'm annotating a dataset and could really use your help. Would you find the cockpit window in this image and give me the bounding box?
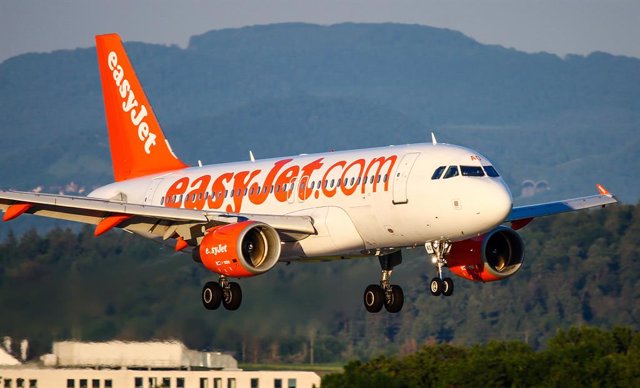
[483,165,500,177]
[431,166,446,180]
[460,166,485,177]
[443,166,459,179]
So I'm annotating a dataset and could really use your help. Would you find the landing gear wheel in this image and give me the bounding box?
[442,277,454,296]
[430,277,443,296]
[364,284,384,313]
[202,281,222,310]
[222,282,243,311]
[384,285,404,313]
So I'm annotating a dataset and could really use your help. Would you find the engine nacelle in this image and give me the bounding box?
[447,226,525,282]
[196,221,281,277]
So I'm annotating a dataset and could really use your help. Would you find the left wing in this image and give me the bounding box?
[0,190,316,245]
[506,184,617,230]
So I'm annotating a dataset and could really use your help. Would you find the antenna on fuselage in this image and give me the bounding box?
[249,150,255,162]
[431,132,438,145]
[197,160,203,167]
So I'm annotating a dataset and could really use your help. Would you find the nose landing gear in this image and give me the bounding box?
[426,240,454,297]
[202,275,243,311]
[363,251,404,313]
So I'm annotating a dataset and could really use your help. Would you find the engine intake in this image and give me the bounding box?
[447,226,525,282]
[196,221,281,277]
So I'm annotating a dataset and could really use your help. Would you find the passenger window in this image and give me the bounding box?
[460,166,485,177]
[330,179,335,188]
[376,175,381,183]
[383,174,388,183]
[484,165,500,177]
[443,166,459,179]
[431,166,446,180]
[350,177,355,185]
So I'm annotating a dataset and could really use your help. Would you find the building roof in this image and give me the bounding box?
[43,340,237,370]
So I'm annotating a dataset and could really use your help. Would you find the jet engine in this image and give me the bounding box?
[446,226,525,282]
[195,221,281,277]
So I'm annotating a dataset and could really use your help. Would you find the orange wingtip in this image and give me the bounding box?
[596,184,610,195]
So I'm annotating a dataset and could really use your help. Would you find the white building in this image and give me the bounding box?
[0,341,320,388]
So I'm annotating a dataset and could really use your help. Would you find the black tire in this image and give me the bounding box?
[384,285,404,313]
[430,277,443,296]
[222,282,243,311]
[363,284,384,313]
[442,277,454,296]
[202,281,222,310]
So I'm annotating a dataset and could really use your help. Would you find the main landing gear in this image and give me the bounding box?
[425,240,454,297]
[363,251,404,313]
[202,276,243,311]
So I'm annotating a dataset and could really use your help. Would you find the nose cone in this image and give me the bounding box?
[468,179,513,230]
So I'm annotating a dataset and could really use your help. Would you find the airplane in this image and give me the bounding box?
[0,34,618,313]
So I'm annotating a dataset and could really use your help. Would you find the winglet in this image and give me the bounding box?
[596,184,610,196]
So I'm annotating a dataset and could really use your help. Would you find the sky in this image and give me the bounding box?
[0,0,639,63]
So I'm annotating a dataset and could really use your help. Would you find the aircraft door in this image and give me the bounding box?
[392,153,420,205]
[144,178,163,205]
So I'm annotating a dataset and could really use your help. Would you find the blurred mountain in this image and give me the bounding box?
[0,23,638,209]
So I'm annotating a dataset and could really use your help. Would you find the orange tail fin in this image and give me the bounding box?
[95,34,188,181]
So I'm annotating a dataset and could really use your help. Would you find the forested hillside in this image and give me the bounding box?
[1,204,637,362]
[322,326,640,387]
[0,23,638,207]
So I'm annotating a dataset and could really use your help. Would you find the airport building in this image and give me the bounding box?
[0,340,320,388]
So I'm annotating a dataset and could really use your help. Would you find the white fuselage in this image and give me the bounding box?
[90,143,513,260]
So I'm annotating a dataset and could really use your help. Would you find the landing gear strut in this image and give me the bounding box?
[202,276,242,311]
[425,240,454,297]
[363,251,404,313]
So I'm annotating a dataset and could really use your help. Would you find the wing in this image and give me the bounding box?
[0,190,316,246]
[506,184,617,230]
